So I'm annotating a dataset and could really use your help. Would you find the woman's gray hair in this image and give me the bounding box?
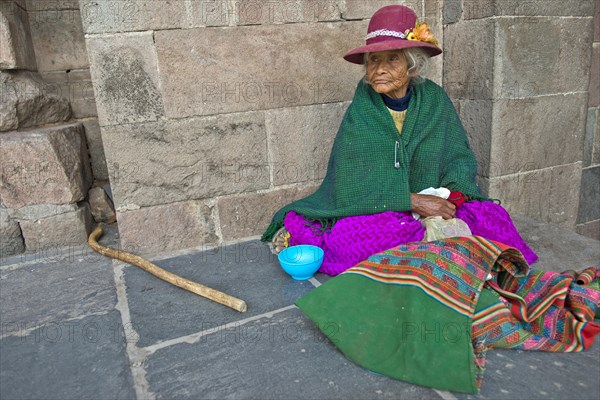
[363,47,430,84]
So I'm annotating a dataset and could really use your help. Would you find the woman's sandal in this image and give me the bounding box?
[271,227,291,255]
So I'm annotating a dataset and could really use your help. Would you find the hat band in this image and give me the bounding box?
[365,29,407,41]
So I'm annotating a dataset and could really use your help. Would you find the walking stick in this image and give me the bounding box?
[88,225,248,312]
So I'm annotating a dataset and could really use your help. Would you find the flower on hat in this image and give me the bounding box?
[405,20,438,46]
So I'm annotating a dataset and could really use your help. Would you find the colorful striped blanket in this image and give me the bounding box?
[295,236,600,394]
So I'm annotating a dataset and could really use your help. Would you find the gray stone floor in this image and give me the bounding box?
[1,216,599,400]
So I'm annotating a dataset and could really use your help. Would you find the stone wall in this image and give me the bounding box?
[444,0,596,231]
[0,0,101,258]
[576,0,600,240]
[80,0,443,255]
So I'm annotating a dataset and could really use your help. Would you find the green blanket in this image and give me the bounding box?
[262,78,485,241]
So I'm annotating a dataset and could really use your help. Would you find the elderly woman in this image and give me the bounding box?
[262,5,537,275]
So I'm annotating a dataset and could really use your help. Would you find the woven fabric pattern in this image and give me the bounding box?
[262,78,485,241]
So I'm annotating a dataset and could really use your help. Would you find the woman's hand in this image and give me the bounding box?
[410,193,456,219]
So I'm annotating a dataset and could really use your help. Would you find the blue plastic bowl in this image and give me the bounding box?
[278,245,324,281]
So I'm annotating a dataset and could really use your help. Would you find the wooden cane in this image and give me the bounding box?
[88,225,247,313]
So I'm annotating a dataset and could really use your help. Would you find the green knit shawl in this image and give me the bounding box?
[262,78,485,241]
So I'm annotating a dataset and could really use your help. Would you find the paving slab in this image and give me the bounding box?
[143,307,443,400]
[0,311,136,400]
[124,241,315,348]
[0,248,116,329]
[456,342,600,400]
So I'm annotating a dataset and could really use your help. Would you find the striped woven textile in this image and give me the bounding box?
[296,236,600,393]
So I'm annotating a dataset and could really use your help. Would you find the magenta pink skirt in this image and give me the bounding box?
[284,201,538,276]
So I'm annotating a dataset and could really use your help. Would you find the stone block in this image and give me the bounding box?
[443,19,494,100]
[101,112,269,209]
[578,165,600,223]
[116,200,218,255]
[80,0,193,33]
[495,17,593,97]
[488,163,582,228]
[28,9,88,72]
[589,43,599,107]
[81,118,108,180]
[462,0,494,19]
[7,203,78,221]
[40,69,97,118]
[489,93,587,176]
[0,1,37,70]
[575,219,600,241]
[85,32,163,126]
[88,186,115,223]
[494,0,596,17]
[342,0,422,20]
[423,0,443,85]
[230,0,340,25]
[26,0,79,10]
[0,122,92,208]
[596,0,600,42]
[443,0,462,24]
[266,102,348,186]
[0,207,25,257]
[154,21,366,118]
[19,203,92,252]
[0,70,71,131]
[594,108,600,165]
[458,100,493,177]
[584,107,598,167]
[218,185,318,241]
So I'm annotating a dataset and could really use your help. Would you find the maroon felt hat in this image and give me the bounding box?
[343,5,442,64]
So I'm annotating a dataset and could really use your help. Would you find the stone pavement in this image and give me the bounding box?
[1,216,599,400]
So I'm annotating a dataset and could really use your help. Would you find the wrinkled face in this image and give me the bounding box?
[366,50,413,99]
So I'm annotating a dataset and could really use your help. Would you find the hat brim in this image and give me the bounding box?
[343,39,442,64]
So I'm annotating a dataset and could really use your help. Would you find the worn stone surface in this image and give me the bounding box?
[266,102,348,186]
[233,0,341,25]
[596,0,600,42]
[594,107,600,165]
[88,186,116,223]
[494,0,596,16]
[443,19,494,100]
[144,308,442,399]
[0,1,37,70]
[458,100,493,177]
[81,118,108,180]
[489,93,587,176]
[19,203,92,252]
[578,165,600,223]
[80,0,195,33]
[123,242,314,347]
[443,0,462,24]
[495,17,594,97]
[0,207,25,257]
[154,21,366,118]
[101,112,269,209]
[342,0,423,20]
[40,70,97,119]
[513,214,600,271]
[576,219,600,241]
[488,163,582,228]
[28,9,88,72]
[584,107,598,167]
[7,203,78,221]
[0,122,92,208]
[590,43,599,107]
[0,312,136,400]
[85,32,163,126]
[116,201,218,255]
[218,185,318,241]
[25,0,79,10]
[462,0,494,19]
[0,70,71,131]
